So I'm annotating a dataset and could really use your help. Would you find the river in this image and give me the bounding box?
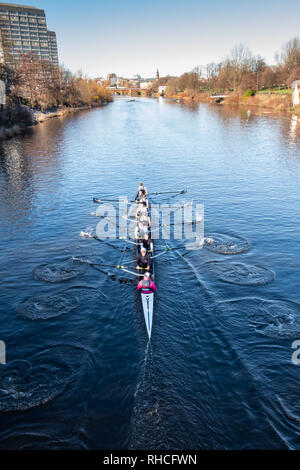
[0,97,300,449]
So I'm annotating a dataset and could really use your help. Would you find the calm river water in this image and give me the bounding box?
[0,97,300,449]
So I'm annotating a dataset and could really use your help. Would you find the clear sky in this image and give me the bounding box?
[7,0,300,78]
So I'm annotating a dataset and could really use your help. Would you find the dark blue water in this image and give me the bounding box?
[0,98,300,449]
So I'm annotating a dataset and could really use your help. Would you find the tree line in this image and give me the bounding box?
[0,52,112,115]
[162,37,300,96]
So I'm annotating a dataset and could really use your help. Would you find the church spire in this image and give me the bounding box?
[156,68,159,80]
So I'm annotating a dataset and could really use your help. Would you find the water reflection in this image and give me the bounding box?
[0,119,68,227]
[290,115,299,140]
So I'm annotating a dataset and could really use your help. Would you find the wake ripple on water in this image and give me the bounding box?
[204,261,275,286]
[63,285,108,301]
[0,345,93,412]
[0,434,89,450]
[218,297,300,339]
[33,260,87,282]
[204,232,250,255]
[129,346,168,450]
[16,293,79,320]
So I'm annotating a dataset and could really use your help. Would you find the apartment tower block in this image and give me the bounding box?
[0,3,58,67]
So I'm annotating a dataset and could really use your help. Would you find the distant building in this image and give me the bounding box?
[292,80,300,106]
[140,81,152,89]
[0,3,58,67]
[158,85,166,95]
[107,73,117,86]
[156,68,159,80]
[47,30,58,66]
[116,76,125,87]
[129,79,140,87]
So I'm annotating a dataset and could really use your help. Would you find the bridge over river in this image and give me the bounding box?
[210,94,229,103]
[108,87,151,97]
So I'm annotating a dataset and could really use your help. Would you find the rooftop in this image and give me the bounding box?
[0,3,44,11]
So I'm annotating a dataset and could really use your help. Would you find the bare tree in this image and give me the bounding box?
[250,55,266,90]
[227,44,253,91]
[206,63,219,91]
[277,37,300,84]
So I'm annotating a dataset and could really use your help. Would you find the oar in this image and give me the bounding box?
[93,197,132,204]
[148,189,187,196]
[80,232,122,251]
[72,257,144,276]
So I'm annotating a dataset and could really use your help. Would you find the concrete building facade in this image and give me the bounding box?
[0,3,58,67]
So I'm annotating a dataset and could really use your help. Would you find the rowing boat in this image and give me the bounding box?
[136,194,154,339]
[141,287,154,339]
[86,187,188,340]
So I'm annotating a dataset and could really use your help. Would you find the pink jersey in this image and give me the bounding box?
[137,280,157,294]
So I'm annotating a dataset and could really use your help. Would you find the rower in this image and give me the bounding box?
[139,213,151,228]
[140,233,153,253]
[135,189,144,202]
[136,194,148,208]
[138,182,148,197]
[135,201,148,218]
[135,221,148,240]
[137,271,156,293]
[136,247,151,272]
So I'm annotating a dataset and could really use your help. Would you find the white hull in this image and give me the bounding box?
[141,292,154,339]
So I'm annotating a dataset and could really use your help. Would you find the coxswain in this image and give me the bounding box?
[136,247,151,271]
[140,233,153,253]
[137,271,156,293]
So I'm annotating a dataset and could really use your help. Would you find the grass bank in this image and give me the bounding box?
[164,90,298,115]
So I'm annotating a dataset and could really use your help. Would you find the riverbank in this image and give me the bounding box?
[164,90,299,116]
[0,102,110,140]
[32,102,110,123]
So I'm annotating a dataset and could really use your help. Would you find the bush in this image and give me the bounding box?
[243,89,256,98]
[5,101,33,125]
[0,99,33,128]
[11,54,113,111]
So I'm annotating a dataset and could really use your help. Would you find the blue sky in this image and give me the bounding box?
[10,0,300,78]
